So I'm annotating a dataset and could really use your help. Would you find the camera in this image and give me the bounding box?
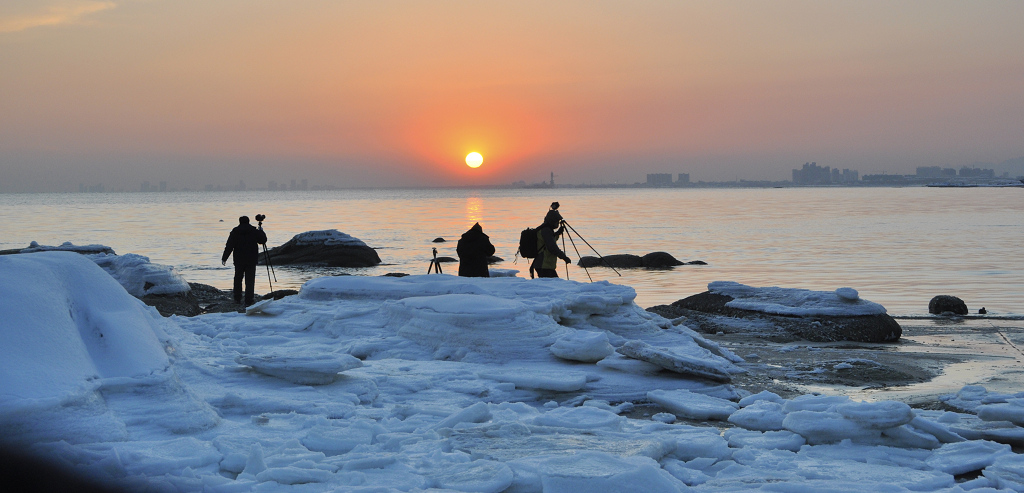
[255,214,266,222]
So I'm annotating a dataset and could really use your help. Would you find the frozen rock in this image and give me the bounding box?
[262,229,381,267]
[782,394,851,413]
[984,454,1024,491]
[431,460,514,493]
[533,406,624,431]
[647,389,738,421]
[532,451,683,493]
[617,340,732,383]
[654,282,902,342]
[835,400,914,430]
[432,402,492,430]
[978,400,1024,426]
[595,353,664,375]
[478,369,587,392]
[20,240,115,255]
[235,353,363,385]
[550,330,615,363]
[728,400,786,431]
[738,390,784,407]
[782,411,881,445]
[724,429,806,451]
[925,440,1013,475]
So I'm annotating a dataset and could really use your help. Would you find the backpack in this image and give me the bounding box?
[517,227,538,258]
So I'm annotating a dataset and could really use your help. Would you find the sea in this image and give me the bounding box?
[1,186,1021,317]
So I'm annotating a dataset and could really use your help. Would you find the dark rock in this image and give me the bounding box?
[578,252,692,269]
[641,251,684,268]
[487,256,504,264]
[929,295,968,316]
[432,238,446,243]
[261,230,381,267]
[141,291,202,317]
[435,256,457,263]
[650,291,902,343]
[384,272,410,277]
[264,289,298,300]
[979,307,987,315]
[687,260,708,265]
[578,254,643,268]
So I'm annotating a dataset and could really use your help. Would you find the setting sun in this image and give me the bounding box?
[465,152,483,168]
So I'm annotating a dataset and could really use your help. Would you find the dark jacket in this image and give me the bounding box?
[222,223,268,266]
[457,223,495,277]
[531,211,568,272]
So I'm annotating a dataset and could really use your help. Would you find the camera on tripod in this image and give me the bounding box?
[255,214,266,223]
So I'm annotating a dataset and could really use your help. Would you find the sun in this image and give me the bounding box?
[465,152,483,168]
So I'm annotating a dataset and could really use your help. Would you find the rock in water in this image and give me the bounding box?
[649,282,902,343]
[578,254,643,268]
[578,252,687,268]
[641,252,684,267]
[616,340,732,383]
[929,295,968,316]
[261,230,381,267]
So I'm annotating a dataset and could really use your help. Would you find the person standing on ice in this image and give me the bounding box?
[456,222,495,277]
[221,216,268,307]
[531,202,571,278]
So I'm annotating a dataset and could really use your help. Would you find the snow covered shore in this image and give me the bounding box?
[4,251,1024,491]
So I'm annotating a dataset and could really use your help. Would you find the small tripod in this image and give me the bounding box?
[256,215,277,291]
[427,247,443,274]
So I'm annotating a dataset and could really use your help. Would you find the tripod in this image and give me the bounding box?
[427,247,443,274]
[257,220,277,292]
[560,220,621,282]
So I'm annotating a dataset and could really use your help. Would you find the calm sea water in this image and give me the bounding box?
[1,187,1021,316]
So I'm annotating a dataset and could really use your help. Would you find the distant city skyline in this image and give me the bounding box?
[2,2,1023,192]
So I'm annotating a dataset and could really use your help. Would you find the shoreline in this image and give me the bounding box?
[708,318,1024,407]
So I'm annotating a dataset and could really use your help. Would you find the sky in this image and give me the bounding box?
[1,1,1023,191]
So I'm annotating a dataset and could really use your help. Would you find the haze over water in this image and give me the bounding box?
[1,186,1020,316]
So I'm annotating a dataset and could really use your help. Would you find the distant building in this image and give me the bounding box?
[793,162,859,184]
[237,180,247,191]
[646,173,673,186]
[792,162,831,185]
[141,181,151,192]
[301,179,308,190]
[159,181,167,192]
[677,173,690,185]
[959,167,995,178]
[916,166,957,178]
[268,180,278,191]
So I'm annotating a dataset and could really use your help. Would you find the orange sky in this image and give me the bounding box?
[1,1,1023,190]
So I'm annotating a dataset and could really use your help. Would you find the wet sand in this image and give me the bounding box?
[711,317,1024,407]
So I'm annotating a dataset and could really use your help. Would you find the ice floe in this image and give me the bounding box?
[5,252,1024,491]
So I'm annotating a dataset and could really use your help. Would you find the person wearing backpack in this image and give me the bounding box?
[531,202,572,278]
[457,222,495,277]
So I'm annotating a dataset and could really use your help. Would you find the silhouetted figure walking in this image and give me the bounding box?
[531,202,571,278]
[457,223,495,277]
[222,216,267,306]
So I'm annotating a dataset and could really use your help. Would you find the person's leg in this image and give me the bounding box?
[244,264,257,305]
[233,265,244,303]
[537,268,558,278]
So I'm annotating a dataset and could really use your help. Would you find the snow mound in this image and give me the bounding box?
[290,229,368,247]
[709,281,887,316]
[21,240,115,254]
[0,252,169,412]
[90,252,190,297]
